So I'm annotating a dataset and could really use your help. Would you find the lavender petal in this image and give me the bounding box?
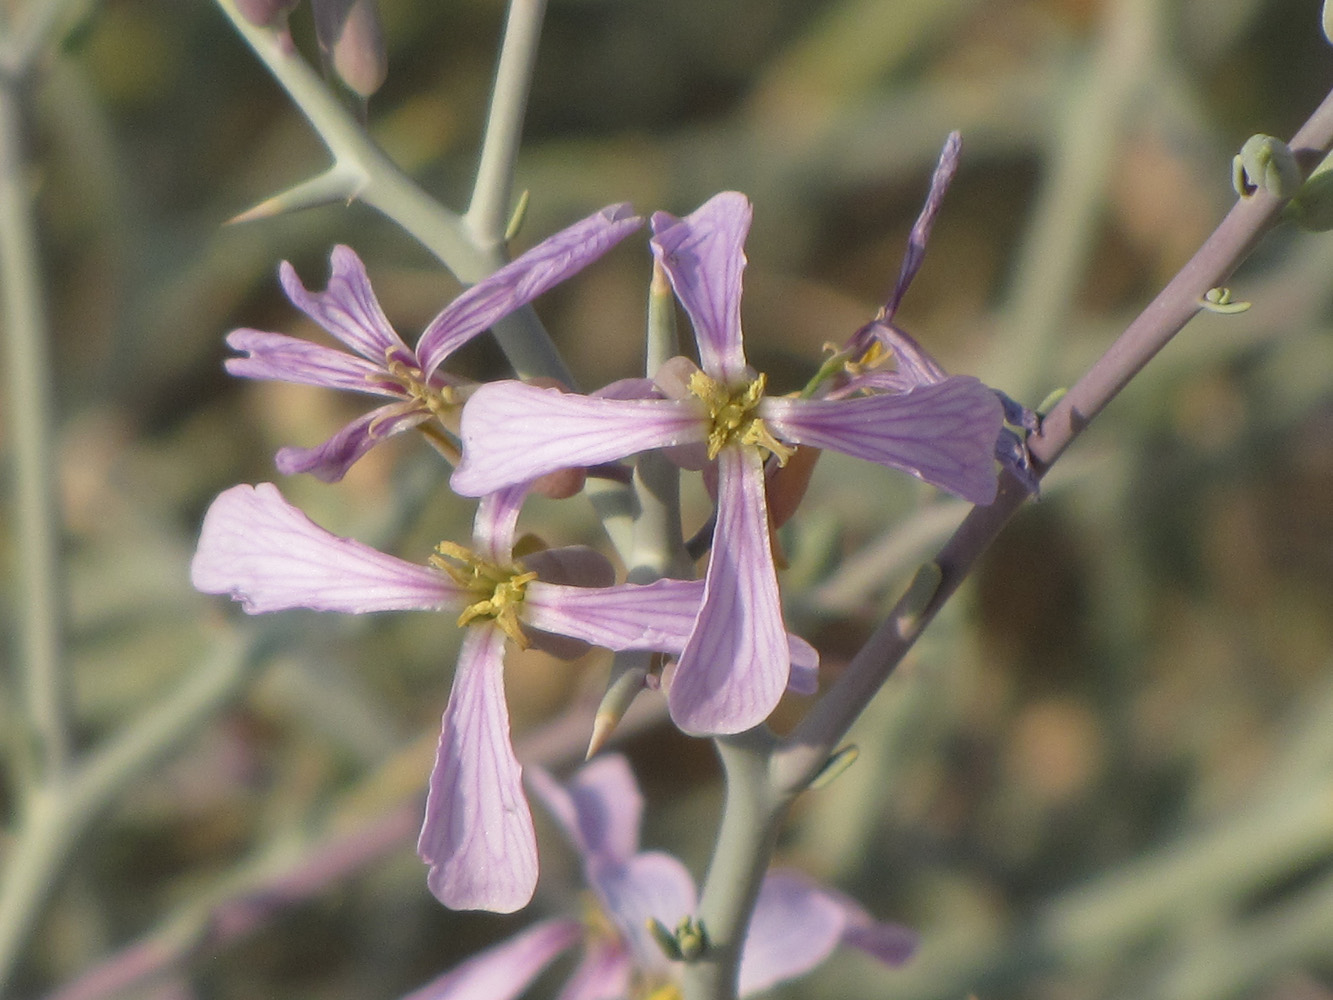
[650,193,751,384]
[274,405,430,483]
[737,870,848,995]
[279,245,413,363]
[191,483,457,613]
[452,382,702,497]
[418,204,642,378]
[225,329,394,394]
[527,754,643,869]
[523,578,704,653]
[667,447,788,735]
[762,376,1003,505]
[418,627,538,912]
[399,918,582,1000]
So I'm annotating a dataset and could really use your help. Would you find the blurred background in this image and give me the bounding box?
[4,0,1333,997]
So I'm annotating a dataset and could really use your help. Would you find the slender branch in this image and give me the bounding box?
[212,0,574,385]
[465,0,549,249]
[0,630,261,996]
[681,732,783,1000]
[686,80,1333,1000]
[0,66,69,786]
[774,79,1333,794]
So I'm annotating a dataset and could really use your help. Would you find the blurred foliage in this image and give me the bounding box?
[4,0,1333,998]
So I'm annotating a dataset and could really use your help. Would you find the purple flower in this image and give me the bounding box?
[190,481,705,913]
[398,753,917,1000]
[224,204,642,482]
[839,132,1040,491]
[450,192,1003,736]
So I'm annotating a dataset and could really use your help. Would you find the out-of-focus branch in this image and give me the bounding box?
[39,697,668,1000]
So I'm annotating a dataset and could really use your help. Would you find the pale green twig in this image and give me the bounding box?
[466,0,549,249]
[0,59,69,789]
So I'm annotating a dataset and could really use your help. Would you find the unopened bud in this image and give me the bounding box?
[1286,159,1333,231]
[314,0,388,98]
[1232,134,1301,200]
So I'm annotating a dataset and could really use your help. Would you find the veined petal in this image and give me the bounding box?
[650,193,751,383]
[471,484,529,564]
[191,483,458,613]
[527,754,643,868]
[884,132,961,323]
[593,851,698,975]
[279,245,413,363]
[668,448,788,735]
[274,405,431,483]
[761,376,1003,505]
[787,635,819,695]
[452,382,702,497]
[225,329,396,394]
[400,918,582,1000]
[419,627,538,912]
[523,578,704,653]
[554,937,633,1000]
[418,204,642,378]
[736,871,848,996]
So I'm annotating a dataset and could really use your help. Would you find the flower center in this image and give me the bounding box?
[429,542,536,647]
[687,370,793,465]
[382,352,458,422]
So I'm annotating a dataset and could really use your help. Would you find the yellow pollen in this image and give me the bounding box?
[382,352,458,423]
[687,370,794,466]
[429,541,535,647]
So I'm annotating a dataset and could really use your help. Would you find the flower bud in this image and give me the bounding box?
[313,0,388,98]
[1286,160,1333,231]
[1232,134,1301,199]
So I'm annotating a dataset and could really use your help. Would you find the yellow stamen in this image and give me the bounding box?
[687,370,794,465]
[380,350,459,423]
[429,542,535,647]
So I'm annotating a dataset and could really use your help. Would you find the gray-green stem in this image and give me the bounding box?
[0,47,69,790]
[465,0,548,250]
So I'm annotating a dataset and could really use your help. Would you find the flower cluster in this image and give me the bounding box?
[397,754,917,1000]
[192,172,1012,982]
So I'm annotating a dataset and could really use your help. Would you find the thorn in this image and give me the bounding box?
[504,189,531,241]
[586,653,653,758]
[895,561,943,640]
[226,164,365,225]
[808,744,860,790]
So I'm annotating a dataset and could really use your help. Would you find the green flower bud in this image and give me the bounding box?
[1285,154,1333,231]
[1232,134,1301,199]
